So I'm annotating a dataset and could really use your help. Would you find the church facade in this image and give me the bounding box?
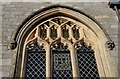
[1,2,119,78]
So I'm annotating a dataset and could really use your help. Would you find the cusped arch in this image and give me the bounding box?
[12,4,117,77]
[11,4,113,50]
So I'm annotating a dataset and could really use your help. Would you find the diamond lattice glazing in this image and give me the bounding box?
[52,51,72,78]
[25,44,46,78]
[77,52,99,78]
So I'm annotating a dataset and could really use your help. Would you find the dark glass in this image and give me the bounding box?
[50,26,57,40]
[76,42,100,78]
[52,43,72,78]
[40,25,47,39]
[72,25,80,40]
[62,25,69,39]
[25,44,46,78]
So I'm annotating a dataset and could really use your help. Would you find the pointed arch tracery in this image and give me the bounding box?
[28,16,82,41]
[20,16,103,78]
[12,5,117,78]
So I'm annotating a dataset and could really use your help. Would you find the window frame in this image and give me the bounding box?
[20,16,102,78]
[13,6,116,78]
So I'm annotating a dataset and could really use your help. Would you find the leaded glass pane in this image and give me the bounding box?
[72,25,80,40]
[53,52,71,70]
[40,25,47,39]
[62,25,69,39]
[76,43,99,78]
[52,70,72,78]
[50,25,57,40]
[25,44,46,78]
[52,51,72,78]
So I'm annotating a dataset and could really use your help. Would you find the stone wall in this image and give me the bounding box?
[0,2,2,79]
[1,2,118,77]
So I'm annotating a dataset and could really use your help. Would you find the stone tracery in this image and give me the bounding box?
[12,5,117,78]
[27,16,82,42]
[24,16,100,78]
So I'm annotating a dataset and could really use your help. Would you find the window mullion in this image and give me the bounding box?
[47,27,50,38]
[46,45,51,77]
[70,46,79,77]
[58,25,62,37]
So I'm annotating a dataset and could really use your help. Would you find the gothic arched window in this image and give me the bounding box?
[12,5,116,78]
[21,16,100,78]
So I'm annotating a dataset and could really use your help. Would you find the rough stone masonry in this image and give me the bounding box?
[1,2,118,77]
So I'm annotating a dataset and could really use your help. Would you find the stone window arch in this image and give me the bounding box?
[10,5,117,78]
